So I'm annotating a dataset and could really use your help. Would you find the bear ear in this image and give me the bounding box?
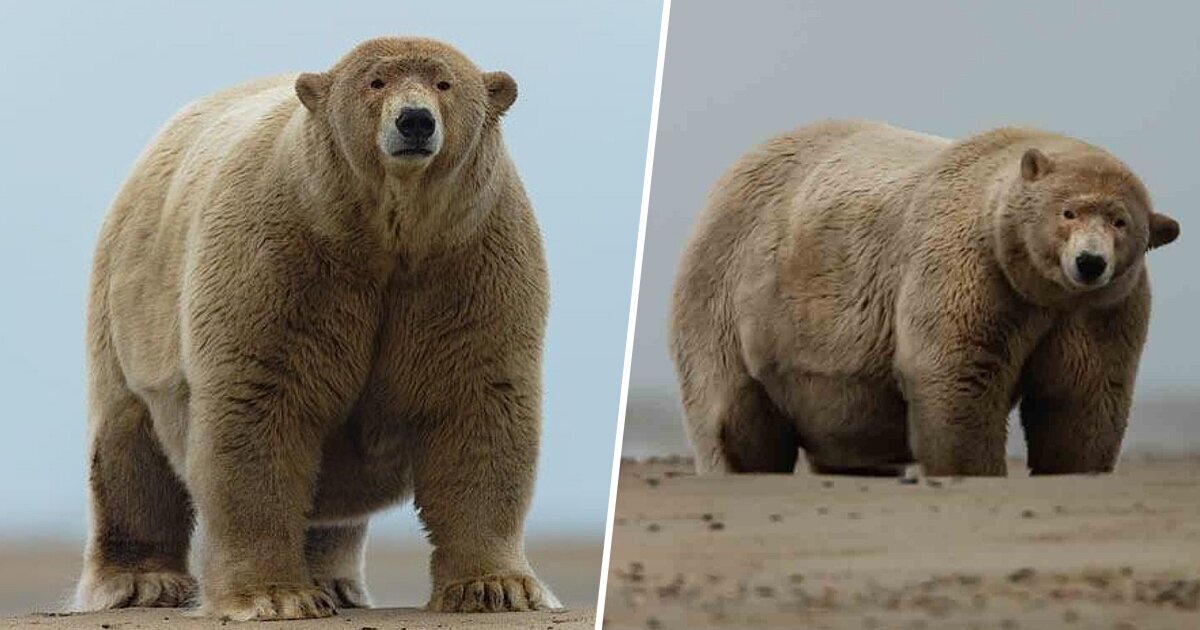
[483,71,518,120]
[1020,148,1054,182]
[1148,212,1180,250]
[296,72,332,113]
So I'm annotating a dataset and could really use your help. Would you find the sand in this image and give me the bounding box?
[0,539,599,629]
[602,455,1200,629]
[8,607,594,629]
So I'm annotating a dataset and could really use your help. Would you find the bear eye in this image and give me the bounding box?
[1114,217,1127,229]
[1062,209,1077,220]
[436,81,452,91]
[370,78,385,90]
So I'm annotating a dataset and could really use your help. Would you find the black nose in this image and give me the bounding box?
[395,107,435,142]
[1075,252,1108,283]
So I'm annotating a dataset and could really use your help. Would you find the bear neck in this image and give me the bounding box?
[294,113,510,267]
[375,135,509,264]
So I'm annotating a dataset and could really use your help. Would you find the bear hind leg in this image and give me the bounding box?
[683,374,798,474]
[305,521,372,608]
[720,381,799,473]
[75,387,196,611]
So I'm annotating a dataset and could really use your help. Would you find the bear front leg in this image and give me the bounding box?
[186,391,337,620]
[184,253,381,620]
[902,369,1011,476]
[895,267,1052,477]
[412,379,560,613]
[1020,283,1149,474]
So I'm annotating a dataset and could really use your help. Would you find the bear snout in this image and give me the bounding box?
[378,98,443,162]
[1074,251,1108,284]
[395,107,436,145]
[1060,224,1116,290]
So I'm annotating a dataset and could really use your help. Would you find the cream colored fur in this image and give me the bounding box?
[76,37,559,620]
[672,120,1179,477]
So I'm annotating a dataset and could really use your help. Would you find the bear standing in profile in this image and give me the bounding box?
[76,37,559,620]
[672,120,1179,478]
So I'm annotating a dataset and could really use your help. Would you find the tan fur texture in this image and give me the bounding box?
[672,120,1179,478]
[76,37,560,620]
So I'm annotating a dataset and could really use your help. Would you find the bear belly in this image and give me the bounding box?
[308,410,414,524]
[758,369,914,473]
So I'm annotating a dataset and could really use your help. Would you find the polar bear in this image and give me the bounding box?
[671,120,1179,478]
[75,37,559,620]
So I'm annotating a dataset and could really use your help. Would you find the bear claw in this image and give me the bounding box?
[74,570,196,611]
[205,584,337,621]
[429,574,561,612]
[313,576,371,608]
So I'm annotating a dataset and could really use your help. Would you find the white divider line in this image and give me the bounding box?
[593,0,673,627]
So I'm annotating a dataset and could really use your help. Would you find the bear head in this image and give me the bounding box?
[294,37,517,183]
[995,145,1179,307]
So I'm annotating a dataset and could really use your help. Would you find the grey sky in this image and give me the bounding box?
[0,1,662,539]
[627,0,1199,455]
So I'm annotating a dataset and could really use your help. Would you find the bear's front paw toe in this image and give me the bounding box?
[74,569,196,610]
[205,584,336,621]
[313,576,371,608]
[429,574,562,613]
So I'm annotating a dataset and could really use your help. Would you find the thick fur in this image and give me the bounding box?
[76,37,560,620]
[672,120,1179,478]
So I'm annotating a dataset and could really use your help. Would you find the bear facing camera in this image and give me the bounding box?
[672,120,1180,478]
[75,37,558,620]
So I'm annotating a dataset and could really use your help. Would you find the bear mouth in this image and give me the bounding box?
[390,148,434,158]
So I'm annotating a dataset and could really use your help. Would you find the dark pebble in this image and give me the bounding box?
[1008,567,1036,583]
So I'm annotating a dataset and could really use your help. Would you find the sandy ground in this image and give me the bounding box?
[602,454,1200,629]
[8,608,594,629]
[0,539,599,629]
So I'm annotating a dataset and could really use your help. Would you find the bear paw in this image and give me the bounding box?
[74,569,196,610]
[428,574,562,612]
[204,584,336,621]
[313,576,371,608]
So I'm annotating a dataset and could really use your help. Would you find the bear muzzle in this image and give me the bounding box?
[1060,244,1114,290]
[378,99,443,163]
[1073,251,1108,284]
[392,107,437,156]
